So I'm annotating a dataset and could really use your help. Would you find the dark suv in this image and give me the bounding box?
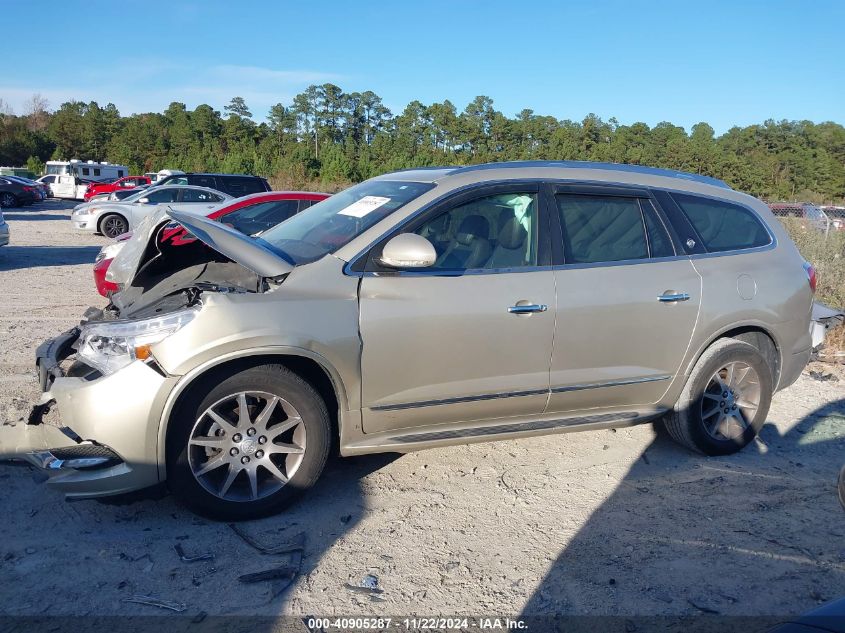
[0,176,39,208]
[155,173,271,197]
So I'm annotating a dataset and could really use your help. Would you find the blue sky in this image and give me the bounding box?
[1,0,842,134]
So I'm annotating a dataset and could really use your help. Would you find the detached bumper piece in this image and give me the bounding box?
[9,323,172,498]
[811,301,845,349]
[4,325,134,497]
[34,327,80,392]
[28,443,122,471]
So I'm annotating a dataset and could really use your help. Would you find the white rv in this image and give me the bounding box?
[45,160,130,199]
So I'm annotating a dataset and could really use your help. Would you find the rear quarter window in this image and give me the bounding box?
[188,175,218,189]
[671,193,771,252]
[219,176,266,197]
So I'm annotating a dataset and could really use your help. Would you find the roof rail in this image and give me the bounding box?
[453,160,732,189]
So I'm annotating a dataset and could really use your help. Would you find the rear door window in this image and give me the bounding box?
[642,200,675,257]
[179,188,221,202]
[556,195,648,263]
[145,188,180,203]
[671,193,771,252]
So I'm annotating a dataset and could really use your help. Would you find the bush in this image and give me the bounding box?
[779,218,845,309]
[779,218,845,360]
[25,155,45,176]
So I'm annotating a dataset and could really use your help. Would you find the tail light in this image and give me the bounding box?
[22,185,34,191]
[803,261,817,293]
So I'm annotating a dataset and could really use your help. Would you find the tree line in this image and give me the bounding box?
[1,86,843,202]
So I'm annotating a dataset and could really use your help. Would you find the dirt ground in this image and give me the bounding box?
[1,201,844,620]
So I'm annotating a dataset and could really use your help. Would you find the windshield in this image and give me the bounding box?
[257,180,434,265]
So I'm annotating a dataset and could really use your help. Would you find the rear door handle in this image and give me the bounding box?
[658,292,690,303]
[508,304,548,314]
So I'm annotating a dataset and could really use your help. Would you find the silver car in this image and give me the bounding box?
[4,161,814,519]
[71,185,231,238]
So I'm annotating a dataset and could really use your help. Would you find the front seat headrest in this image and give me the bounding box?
[497,216,527,250]
[455,215,489,246]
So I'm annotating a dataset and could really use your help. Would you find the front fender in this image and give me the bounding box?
[154,345,352,480]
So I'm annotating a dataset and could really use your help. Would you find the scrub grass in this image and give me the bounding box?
[268,166,352,194]
[779,217,845,362]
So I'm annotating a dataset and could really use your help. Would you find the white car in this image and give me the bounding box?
[71,185,232,238]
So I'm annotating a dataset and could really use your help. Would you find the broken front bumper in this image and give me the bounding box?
[0,328,179,498]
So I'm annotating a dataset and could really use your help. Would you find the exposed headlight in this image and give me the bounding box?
[77,308,198,375]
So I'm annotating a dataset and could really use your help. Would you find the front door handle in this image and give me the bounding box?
[658,292,690,303]
[508,303,548,314]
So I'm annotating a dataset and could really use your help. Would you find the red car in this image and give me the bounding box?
[84,176,152,201]
[93,190,329,296]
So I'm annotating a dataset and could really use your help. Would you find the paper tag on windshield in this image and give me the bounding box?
[338,196,390,218]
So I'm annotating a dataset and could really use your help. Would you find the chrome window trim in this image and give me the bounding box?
[343,179,779,278]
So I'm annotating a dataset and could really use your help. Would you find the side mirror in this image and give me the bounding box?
[378,233,437,269]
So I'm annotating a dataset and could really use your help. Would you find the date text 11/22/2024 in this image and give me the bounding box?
[305,617,528,630]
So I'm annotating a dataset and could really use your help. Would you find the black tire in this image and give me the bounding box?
[0,192,17,208]
[167,364,331,520]
[99,213,128,238]
[664,338,773,456]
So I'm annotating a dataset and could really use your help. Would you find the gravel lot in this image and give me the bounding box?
[1,201,844,619]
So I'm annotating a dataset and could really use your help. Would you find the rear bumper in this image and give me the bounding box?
[777,346,811,391]
[0,222,8,246]
[0,328,178,499]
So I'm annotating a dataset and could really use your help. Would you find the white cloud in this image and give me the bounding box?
[0,63,344,120]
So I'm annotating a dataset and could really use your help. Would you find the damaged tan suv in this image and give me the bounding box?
[4,161,815,519]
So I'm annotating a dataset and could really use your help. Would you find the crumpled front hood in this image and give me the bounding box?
[168,209,293,278]
[106,208,293,318]
[106,207,171,286]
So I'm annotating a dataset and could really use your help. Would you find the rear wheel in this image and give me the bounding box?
[0,192,17,208]
[167,364,331,520]
[664,338,773,455]
[99,213,128,238]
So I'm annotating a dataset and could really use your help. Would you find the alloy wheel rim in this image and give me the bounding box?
[103,218,126,237]
[1,193,13,207]
[188,390,306,502]
[700,361,761,441]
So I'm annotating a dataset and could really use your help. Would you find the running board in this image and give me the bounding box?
[388,411,642,444]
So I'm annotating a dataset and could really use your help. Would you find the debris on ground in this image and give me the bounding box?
[809,370,839,382]
[123,594,187,612]
[174,543,214,563]
[687,598,720,614]
[238,564,300,599]
[346,574,384,594]
[238,566,299,584]
[229,523,306,554]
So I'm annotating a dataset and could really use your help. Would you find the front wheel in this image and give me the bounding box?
[0,192,17,208]
[167,364,331,520]
[664,338,773,456]
[99,213,128,238]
